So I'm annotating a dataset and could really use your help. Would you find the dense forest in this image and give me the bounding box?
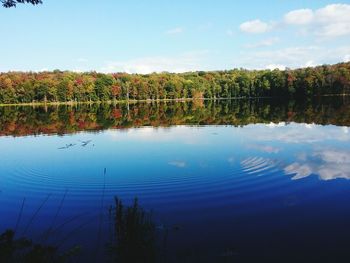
[0,97,349,136]
[0,62,349,105]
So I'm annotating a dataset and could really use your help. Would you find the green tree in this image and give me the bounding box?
[94,74,114,101]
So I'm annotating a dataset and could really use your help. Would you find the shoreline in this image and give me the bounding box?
[0,97,264,107]
[0,94,349,107]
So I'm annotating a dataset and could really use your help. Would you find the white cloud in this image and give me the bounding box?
[245,37,279,48]
[238,45,350,69]
[315,4,350,24]
[245,4,350,39]
[100,51,210,74]
[315,21,350,38]
[239,46,319,69]
[234,3,350,69]
[36,68,49,72]
[239,19,271,34]
[284,9,314,25]
[344,54,350,62]
[304,60,316,67]
[165,27,183,35]
[72,68,84,73]
[284,4,350,38]
[265,64,286,70]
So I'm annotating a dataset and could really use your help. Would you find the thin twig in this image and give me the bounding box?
[95,168,107,260]
[55,215,98,249]
[42,189,69,242]
[49,212,90,236]
[14,197,26,235]
[22,194,51,236]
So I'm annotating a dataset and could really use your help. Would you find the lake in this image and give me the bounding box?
[1,97,350,262]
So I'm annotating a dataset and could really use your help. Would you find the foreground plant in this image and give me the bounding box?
[108,197,157,263]
[0,229,79,263]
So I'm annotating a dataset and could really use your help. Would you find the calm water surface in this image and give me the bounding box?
[1,98,350,262]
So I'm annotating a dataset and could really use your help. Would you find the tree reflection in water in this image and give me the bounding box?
[0,97,349,137]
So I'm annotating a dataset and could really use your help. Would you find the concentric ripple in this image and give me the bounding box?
[1,154,291,210]
[1,123,348,256]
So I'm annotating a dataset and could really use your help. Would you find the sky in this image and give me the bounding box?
[1,0,350,73]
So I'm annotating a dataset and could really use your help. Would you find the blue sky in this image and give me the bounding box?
[1,0,350,73]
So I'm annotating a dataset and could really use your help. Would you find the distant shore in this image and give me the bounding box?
[0,97,257,107]
[1,94,349,107]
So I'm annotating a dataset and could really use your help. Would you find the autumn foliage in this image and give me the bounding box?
[0,63,349,105]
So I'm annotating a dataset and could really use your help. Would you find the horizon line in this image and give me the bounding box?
[1,61,349,75]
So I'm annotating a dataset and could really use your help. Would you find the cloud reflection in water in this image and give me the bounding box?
[285,149,350,181]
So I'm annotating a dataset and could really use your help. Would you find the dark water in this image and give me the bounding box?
[1,98,350,262]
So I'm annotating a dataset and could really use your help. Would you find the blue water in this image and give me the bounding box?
[1,121,350,262]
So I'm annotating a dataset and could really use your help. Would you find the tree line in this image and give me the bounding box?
[0,62,349,104]
[1,97,349,137]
